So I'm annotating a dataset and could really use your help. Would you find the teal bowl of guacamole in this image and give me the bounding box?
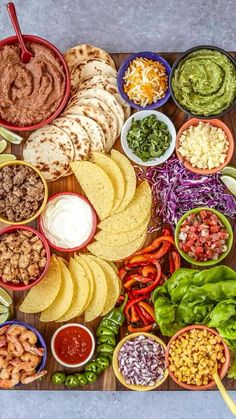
[170,46,236,118]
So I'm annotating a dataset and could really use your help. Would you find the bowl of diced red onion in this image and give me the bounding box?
[112,333,168,391]
[175,207,233,266]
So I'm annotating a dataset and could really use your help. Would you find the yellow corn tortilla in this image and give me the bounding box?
[91,152,125,213]
[95,216,149,246]
[70,160,114,220]
[98,181,152,232]
[87,255,120,315]
[74,254,94,308]
[56,257,90,322]
[87,231,147,261]
[110,150,136,213]
[19,255,61,313]
[40,258,73,322]
[107,261,122,292]
[80,254,107,322]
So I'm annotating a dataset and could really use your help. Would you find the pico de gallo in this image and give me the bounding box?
[178,210,229,262]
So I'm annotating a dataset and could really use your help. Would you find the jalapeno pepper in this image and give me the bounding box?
[97,334,116,346]
[51,371,66,385]
[96,325,116,339]
[84,371,98,383]
[96,355,110,370]
[102,294,128,326]
[74,373,88,386]
[99,319,120,334]
[97,343,115,355]
[65,375,79,388]
[85,360,102,375]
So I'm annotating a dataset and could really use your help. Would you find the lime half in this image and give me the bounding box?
[0,139,7,154]
[0,154,16,163]
[0,305,10,314]
[0,127,23,145]
[221,175,236,197]
[0,311,11,324]
[221,166,236,179]
[0,288,12,307]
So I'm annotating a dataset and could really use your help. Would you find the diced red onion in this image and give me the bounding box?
[118,335,165,387]
[136,156,236,229]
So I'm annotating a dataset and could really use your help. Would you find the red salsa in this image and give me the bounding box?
[54,326,93,365]
[178,210,229,262]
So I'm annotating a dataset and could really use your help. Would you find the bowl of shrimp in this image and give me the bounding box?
[0,321,47,389]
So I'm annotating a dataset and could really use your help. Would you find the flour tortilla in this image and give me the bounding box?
[64,111,105,152]
[70,58,117,95]
[66,101,110,149]
[19,255,61,313]
[110,150,136,213]
[80,255,107,322]
[52,117,90,160]
[69,94,117,150]
[87,255,120,315]
[87,231,147,261]
[74,88,124,137]
[95,216,149,246]
[91,152,125,213]
[78,77,130,120]
[40,258,74,322]
[74,255,94,307]
[70,160,115,220]
[98,181,152,232]
[64,44,116,74]
[56,257,90,322]
[23,125,74,182]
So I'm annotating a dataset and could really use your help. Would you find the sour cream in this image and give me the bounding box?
[41,194,94,249]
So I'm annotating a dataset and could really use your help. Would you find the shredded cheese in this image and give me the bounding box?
[123,57,168,107]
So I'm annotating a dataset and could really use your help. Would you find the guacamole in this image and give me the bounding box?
[172,49,236,116]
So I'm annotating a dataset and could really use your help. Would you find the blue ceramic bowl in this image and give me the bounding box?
[117,51,171,110]
[0,320,47,372]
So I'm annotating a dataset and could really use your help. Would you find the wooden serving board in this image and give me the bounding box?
[1,52,236,391]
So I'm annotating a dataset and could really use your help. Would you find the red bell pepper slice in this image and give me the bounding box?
[132,261,161,295]
[134,304,151,326]
[133,235,175,256]
[128,324,153,333]
[138,301,155,322]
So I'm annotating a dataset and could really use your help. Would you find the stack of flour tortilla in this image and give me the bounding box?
[23,44,130,182]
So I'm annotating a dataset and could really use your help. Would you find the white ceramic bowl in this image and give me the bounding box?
[121,110,176,166]
[51,323,95,368]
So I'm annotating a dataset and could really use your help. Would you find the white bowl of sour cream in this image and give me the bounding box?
[38,192,97,251]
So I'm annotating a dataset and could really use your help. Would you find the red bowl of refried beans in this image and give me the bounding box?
[0,35,70,131]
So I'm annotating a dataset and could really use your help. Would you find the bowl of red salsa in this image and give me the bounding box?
[51,324,95,368]
[175,207,233,266]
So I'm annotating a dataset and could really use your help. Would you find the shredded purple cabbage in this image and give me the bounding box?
[137,156,236,227]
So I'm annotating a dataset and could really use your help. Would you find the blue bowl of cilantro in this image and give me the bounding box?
[117,52,171,110]
[121,110,176,166]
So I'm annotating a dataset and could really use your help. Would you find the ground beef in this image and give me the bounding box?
[0,165,45,222]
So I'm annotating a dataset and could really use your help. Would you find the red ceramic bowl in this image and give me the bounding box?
[165,325,230,391]
[0,35,70,131]
[0,225,51,291]
[176,118,234,175]
[38,192,97,252]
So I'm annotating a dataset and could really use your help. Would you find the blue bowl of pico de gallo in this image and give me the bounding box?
[117,51,171,110]
[175,207,233,266]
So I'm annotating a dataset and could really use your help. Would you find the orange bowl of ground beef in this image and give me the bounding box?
[0,160,48,225]
[0,35,70,131]
[0,225,51,291]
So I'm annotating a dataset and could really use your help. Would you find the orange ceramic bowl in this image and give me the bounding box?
[176,118,234,175]
[165,325,230,391]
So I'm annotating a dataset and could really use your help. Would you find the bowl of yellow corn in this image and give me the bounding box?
[165,325,230,390]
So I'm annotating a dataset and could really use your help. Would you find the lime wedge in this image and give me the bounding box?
[0,304,10,314]
[0,127,23,145]
[0,154,16,163]
[0,288,12,307]
[221,166,236,179]
[0,311,11,324]
[221,175,236,197]
[0,139,7,154]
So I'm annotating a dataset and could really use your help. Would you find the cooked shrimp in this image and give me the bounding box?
[0,348,10,368]
[21,352,40,366]
[7,336,24,357]
[0,336,7,347]
[7,325,27,337]
[11,353,40,372]
[0,366,20,389]
[19,330,37,351]
[0,325,10,336]
[20,370,47,385]
[28,347,44,357]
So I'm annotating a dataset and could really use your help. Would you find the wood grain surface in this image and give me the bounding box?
[0,52,236,391]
